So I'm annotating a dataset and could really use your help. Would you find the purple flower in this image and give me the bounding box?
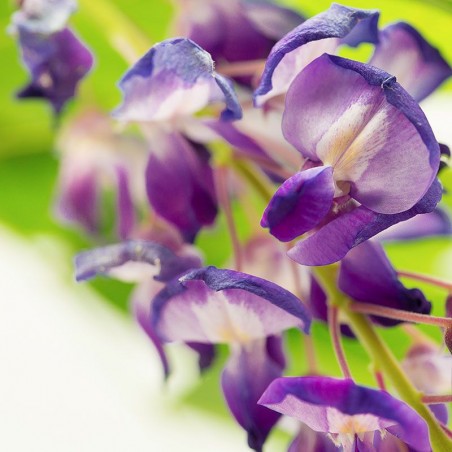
[55,112,147,238]
[113,38,243,241]
[376,208,452,242]
[173,0,304,77]
[15,27,93,113]
[144,128,218,243]
[10,0,93,113]
[74,240,205,378]
[259,376,432,451]
[254,4,380,105]
[287,424,337,452]
[402,344,452,397]
[114,38,242,122]
[151,266,311,451]
[338,240,431,326]
[369,22,452,102]
[306,240,431,332]
[261,54,441,265]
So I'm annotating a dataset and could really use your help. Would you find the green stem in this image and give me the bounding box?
[78,0,151,62]
[312,266,452,451]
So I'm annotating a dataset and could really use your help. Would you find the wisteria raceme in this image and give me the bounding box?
[8,0,452,451]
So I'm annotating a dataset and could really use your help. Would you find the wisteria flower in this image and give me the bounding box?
[259,376,431,451]
[172,0,304,84]
[261,53,441,265]
[74,240,206,377]
[151,266,311,451]
[114,37,242,122]
[306,240,431,338]
[10,0,93,113]
[55,112,147,237]
[113,38,243,241]
[143,127,218,242]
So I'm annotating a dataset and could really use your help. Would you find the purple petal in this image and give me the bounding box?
[338,241,431,326]
[204,119,271,161]
[11,0,77,34]
[307,275,355,337]
[174,0,303,68]
[261,166,335,242]
[145,130,218,243]
[265,335,286,370]
[132,281,170,379]
[254,4,379,105]
[259,376,431,451]
[74,240,201,283]
[402,344,452,395]
[369,22,452,102]
[283,54,439,214]
[222,339,284,451]
[212,73,243,121]
[429,404,449,426]
[56,165,99,233]
[377,208,452,241]
[186,342,216,373]
[244,1,304,42]
[17,27,93,113]
[114,38,242,122]
[152,266,311,343]
[288,425,337,452]
[116,166,135,240]
[288,178,442,266]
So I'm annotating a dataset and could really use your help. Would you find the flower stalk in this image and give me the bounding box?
[349,301,452,328]
[398,270,452,291]
[328,304,352,379]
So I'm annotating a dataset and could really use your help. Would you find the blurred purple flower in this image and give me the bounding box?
[55,112,147,237]
[10,0,93,113]
[16,27,93,113]
[172,0,304,84]
[369,22,452,102]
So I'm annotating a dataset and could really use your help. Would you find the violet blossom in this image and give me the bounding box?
[10,0,93,113]
[151,266,311,451]
[114,38,243,242]
[172,0,304,84]
[259,376,432,451]
[261,53,441,265]
[74,239,209,377]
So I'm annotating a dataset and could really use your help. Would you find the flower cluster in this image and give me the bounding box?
[10,1,452,451]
